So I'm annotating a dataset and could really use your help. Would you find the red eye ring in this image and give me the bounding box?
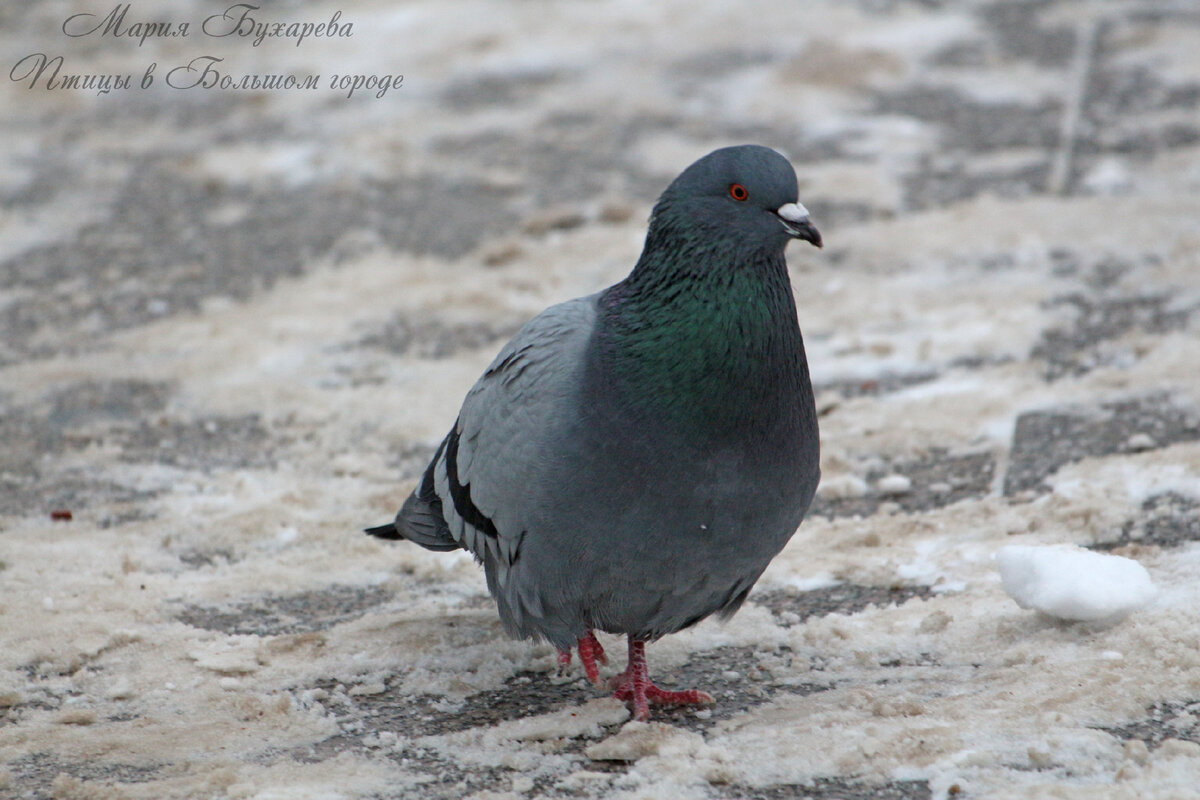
[729,183,749,201]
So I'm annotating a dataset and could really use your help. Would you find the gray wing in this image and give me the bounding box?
[422,294,599,581]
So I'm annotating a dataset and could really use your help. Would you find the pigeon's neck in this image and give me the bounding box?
[593,232,812,437]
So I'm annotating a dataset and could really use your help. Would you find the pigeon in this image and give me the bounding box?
[366,144,823,721]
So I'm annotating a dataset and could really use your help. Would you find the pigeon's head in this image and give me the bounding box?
[655,145,822,250]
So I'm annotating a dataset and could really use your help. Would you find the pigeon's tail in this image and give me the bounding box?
[364,523,403,540]
[365,445,462,552]
[364,497,461,552]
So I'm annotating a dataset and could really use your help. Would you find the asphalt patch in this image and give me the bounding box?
[114,413,274,471]
[1092,492,1200,551]
[1032,290,1193,380]
[4,752,161,799]
[358,314,521,360]
[647,645,831,733]
[0,162,520,364]
[177,584,392,636]
[873,86,1061,154]
[753,584,937,627]
[1004,395,1200,497]
[1100,698,1200,749]
[719,778,933,800]
[811,450,996,518]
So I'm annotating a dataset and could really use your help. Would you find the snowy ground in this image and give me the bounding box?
[3,1,1200,798]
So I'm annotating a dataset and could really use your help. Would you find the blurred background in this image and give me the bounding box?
[6,0,1198,372]
[3,2,1200,799]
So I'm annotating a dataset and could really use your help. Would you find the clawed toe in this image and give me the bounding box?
[645,684,715,707]
[609,637,714,721]
[565,634,715,719]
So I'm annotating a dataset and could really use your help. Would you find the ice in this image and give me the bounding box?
[997,545,1158,623]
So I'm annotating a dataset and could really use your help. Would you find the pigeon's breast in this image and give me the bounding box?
[518,403,818,639]
[538,372,819,562]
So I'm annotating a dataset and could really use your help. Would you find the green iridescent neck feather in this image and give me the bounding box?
[592,219,810,436]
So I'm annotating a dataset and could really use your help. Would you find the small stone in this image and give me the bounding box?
[56,709,98,726]
[349,682,387,696]
[818,473,869,499]
[599,202,634,224]
[876,474,913,495]
[523,206,586,236]
[1126,433,1157,451]
[105,679,136,700]
[919,610,952,634]
[482,239,524,267]
[1028,746,1055,769]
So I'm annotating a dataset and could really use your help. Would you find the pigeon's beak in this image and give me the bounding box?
[776,202,822,249]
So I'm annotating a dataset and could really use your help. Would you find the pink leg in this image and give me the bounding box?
[556,631,609,686]
[609,637,715,721]
[577,631,608,685]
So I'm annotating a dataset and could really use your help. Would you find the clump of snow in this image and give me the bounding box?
[1081,156,1134,195]
[584,720,704,761]
[4,1,1200,797]
[817,473,869,498]
[997,545,1157,623]
[1125,433,1157,451]
[497,698,630,742]
[876,473,913,495]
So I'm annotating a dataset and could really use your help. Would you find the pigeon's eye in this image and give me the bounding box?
[729,183,749,202]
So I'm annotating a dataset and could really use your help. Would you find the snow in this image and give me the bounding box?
[997,545,1158,623]
[877,473,914,495]
[3,0,1200,798]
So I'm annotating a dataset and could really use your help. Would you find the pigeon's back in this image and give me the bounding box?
[379,296,606,629]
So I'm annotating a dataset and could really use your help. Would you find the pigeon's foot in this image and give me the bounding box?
[578,631,608,684]
[609,637,715,721]
[556,631,609,686]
